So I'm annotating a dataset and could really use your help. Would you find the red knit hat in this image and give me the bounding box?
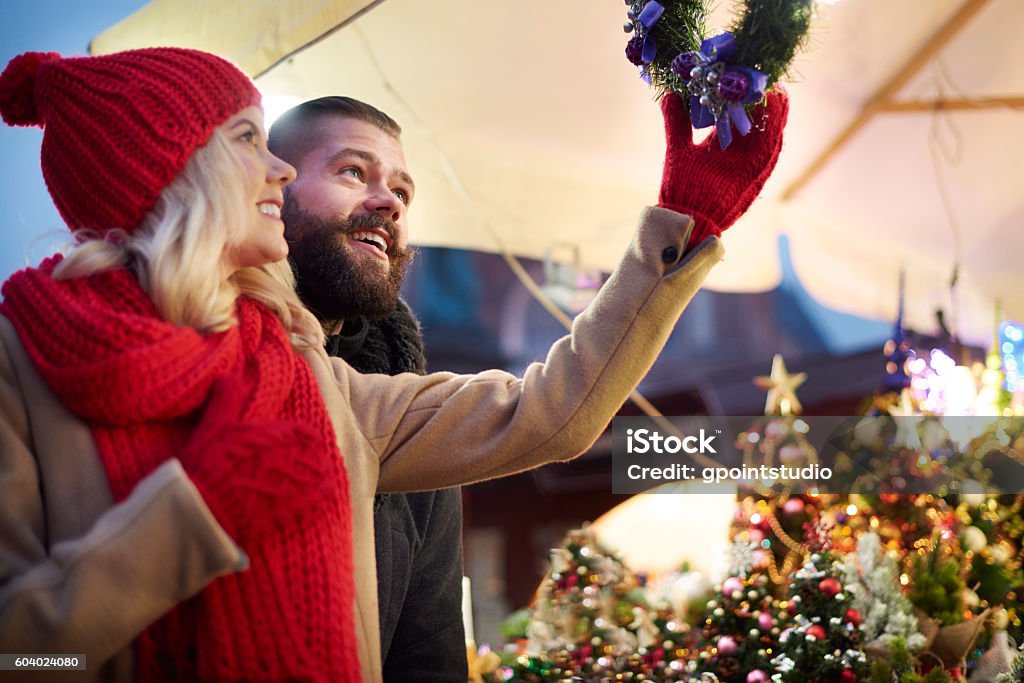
[0,47,261,234]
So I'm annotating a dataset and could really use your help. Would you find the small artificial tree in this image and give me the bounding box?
[770,521,869,682]
[693,541,783,683]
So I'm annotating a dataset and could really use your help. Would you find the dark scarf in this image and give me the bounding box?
[326,298,426,376]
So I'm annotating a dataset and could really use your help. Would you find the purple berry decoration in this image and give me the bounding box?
[671,52,699,80]
[718,70,750,101]
[625,35,645,66]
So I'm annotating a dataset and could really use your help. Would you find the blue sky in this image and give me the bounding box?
[0,1,148,279]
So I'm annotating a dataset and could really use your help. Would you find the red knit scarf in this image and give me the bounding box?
[1,257,362,682]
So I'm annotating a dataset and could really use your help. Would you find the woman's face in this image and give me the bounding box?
[220,105,297,273]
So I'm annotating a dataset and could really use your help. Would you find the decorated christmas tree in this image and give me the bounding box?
[693,542,783,683]
[977,302,1013,416]
[958,498,1023,635]
[907,534,968,628]
[737,494,816,586]
[492,527,694,682]
[730,355,827,589]
[839,531,926,654]
[881,268,913,394]
[770,522,869,682]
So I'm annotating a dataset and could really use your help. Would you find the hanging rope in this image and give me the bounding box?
[926,59,967,349]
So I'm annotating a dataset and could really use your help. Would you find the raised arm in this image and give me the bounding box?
[331,206,723,491]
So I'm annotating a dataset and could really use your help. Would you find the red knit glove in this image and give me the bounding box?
[657,88,789,251]
[178,382,333,544]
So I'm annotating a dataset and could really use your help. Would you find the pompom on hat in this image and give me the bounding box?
[0,47,260,234]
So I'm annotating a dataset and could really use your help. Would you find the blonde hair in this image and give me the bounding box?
[53,129,324,350]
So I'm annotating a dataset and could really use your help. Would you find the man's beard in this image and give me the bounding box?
[282,201,414,323]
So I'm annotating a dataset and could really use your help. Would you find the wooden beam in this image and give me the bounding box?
[782,0,990,201]
[877,95,1024,113]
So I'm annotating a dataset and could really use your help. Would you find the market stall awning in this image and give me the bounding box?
[92,0,1024,346]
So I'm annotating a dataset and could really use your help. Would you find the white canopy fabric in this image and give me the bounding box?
[92,0,1024,346]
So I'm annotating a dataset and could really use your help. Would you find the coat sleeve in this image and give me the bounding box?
[334,207,724,492]
[0,318,248,667]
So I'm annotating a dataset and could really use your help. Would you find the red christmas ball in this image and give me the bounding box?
[806,624,826,640]
[845,607,862,627]
[838,669,857,683]
[818,577,842,597]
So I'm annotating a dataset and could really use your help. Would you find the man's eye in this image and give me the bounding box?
[341,167,363,180]
[394,188,409,204]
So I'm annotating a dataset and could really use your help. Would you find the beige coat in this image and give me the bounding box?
[0,207,722,682]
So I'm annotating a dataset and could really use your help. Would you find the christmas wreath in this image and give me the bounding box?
[623,0,812,148]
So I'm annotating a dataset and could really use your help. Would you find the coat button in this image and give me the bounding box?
[661,246,679,264]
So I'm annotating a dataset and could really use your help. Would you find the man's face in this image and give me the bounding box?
[282,116,416,321]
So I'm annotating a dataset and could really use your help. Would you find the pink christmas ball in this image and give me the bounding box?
[722,577,744,596]
[758,612,774,630]
[749,529,765,542]
[778,444,802,464]
[783,498,805,515]
[747,670,769,683]
[717,635,738,656]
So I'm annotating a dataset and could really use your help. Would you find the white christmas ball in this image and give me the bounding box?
[960,480,987,506]
[961,526,987,553]
[989,544,1011,564]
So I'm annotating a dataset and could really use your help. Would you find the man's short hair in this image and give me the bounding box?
[268,96,402,165]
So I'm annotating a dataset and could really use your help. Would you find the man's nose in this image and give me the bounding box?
[368,188,402,224]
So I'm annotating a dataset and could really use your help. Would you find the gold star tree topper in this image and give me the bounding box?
[754,354,806,416]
